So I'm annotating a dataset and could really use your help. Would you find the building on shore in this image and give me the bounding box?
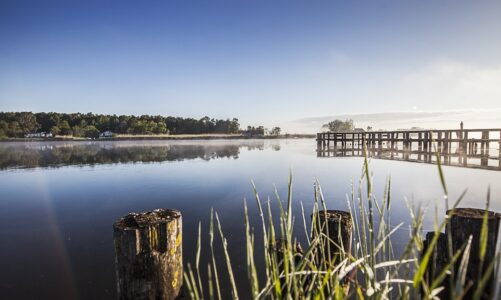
[24,132,52,138]
[99,131,114,138]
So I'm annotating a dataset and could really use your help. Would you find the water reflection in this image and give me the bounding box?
[0,139,500,299]
[317,143,501,171]
[0,140,269,170]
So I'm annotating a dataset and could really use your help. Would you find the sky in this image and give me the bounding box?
[1,0,501,132]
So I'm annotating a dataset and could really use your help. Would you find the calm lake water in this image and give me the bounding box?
[1,139,500,299]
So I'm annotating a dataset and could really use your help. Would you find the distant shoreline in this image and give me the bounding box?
[0,133,316,142]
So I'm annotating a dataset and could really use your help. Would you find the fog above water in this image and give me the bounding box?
[0,140,273,170]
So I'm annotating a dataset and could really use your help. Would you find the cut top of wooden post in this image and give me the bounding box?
[113,208,182,255]
[113,209,183,300]
[316,210,352,228]
[446,208,501,220]
[114,209,181,229]
[313,210,353,254]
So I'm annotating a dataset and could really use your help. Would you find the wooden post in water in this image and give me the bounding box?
[447,208,500,299]
[437,131,442,152]
[481,131,489,166]
[317,133,323,156]
[463,131,469,166]
[409,132,412,150]
[113,209,183,300]
[481,131,486,155]
[312,210,353,265]
[444,131,449,154]
[390,132,394,151]
[423,232,449,299]
[499,130,501,168]
[273,238,304,271]
[484,130,490,158]
[424,132,429,152]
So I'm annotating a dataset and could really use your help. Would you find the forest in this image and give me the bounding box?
[0,112,242,138]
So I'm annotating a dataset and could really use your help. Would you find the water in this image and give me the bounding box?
[0,139,500,299]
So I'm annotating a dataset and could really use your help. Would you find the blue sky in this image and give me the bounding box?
[1,0,501,131]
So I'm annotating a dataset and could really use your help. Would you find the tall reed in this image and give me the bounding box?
[184,145,500,299]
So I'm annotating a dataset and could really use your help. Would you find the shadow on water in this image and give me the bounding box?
[0,140,269,170]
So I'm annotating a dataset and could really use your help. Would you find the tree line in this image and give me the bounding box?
[0,112,242,138]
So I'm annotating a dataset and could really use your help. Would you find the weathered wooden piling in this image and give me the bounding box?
[113,208,183,300]
[423,232,448,299]
[273,238,304,263]
[312,210,353,263]
[423,208,501,299]
[447,208,501,299]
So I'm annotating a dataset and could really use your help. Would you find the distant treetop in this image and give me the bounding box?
[322,119,355,132]
[0,112,241,138]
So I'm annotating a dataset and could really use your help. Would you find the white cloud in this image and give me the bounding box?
[392,60,501,110]
[284,109,501,133]
[279,59,501,133]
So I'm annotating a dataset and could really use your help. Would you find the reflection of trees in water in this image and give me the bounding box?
[0,142,268,169]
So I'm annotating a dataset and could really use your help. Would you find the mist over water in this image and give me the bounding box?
[0,139,500,299]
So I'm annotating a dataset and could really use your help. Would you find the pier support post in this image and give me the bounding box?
[443,131,449,154]
[113,209,183,300]
[499,130,501,168]
[483,130,490,158]
[424,132,429,152]
[437,132,442,152]
[462,132,469,166]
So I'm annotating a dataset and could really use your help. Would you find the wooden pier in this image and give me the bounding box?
[317,128,501,170]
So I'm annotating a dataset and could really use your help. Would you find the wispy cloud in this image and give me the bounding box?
[394,61,501,110]
[285,109,501,133]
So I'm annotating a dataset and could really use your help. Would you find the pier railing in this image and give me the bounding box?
[316,128,501,170]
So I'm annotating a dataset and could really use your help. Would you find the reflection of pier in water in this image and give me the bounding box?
[316,129,501,171]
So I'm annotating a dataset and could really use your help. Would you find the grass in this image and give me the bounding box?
[183,143,501,299]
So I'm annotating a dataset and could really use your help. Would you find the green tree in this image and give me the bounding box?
[228,118,240,133]
[270,127,281,135]
[0,112,241,137]
[59,121,73,136]
[0,120,7,138]
[72,125,83,137]
[50,126,61,136]
[83,125,99,138]
[9,121,23,137]
[18,112,39,134]
[322,119,355,132]
[154,122,168,134]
